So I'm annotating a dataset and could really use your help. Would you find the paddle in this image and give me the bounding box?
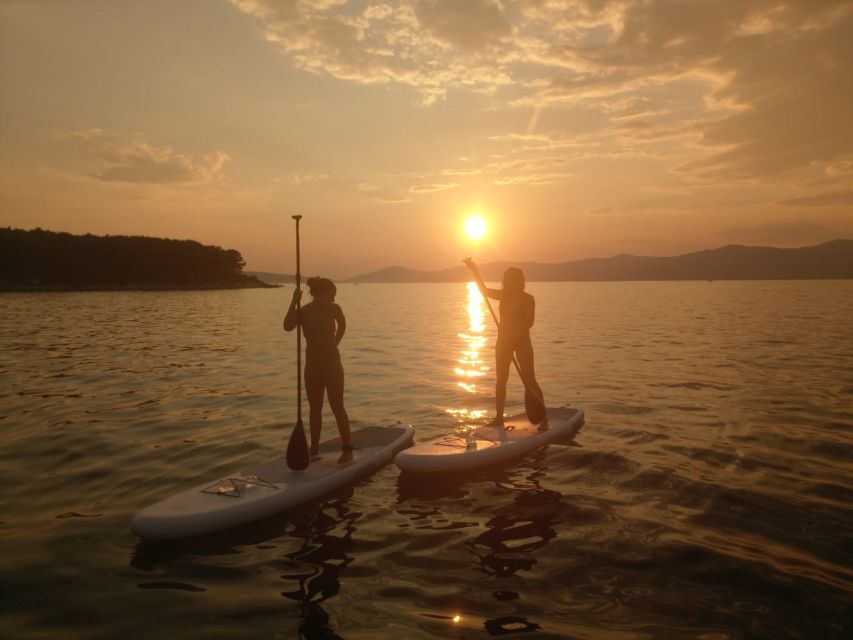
[463,257,547,425]
[286,215,310,471]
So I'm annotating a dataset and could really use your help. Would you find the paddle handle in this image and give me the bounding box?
[293,215,302,422]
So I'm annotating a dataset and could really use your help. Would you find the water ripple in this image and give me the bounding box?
[1,282,852,639]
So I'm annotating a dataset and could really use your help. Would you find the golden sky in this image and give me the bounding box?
[1,0,852,277]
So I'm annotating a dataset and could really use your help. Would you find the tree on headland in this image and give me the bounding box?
[0,227,272,290]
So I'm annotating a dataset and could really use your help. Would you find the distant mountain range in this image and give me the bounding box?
[348,240,853,282]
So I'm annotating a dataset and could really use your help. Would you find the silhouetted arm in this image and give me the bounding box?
[480,284,502,300]
[283,288,301,331]
[334,304,346,344]
[464,257,501,300]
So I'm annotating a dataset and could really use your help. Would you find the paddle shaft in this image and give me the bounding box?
[293,215,303,423]
[285,215,309,470]
[468,261,546,408]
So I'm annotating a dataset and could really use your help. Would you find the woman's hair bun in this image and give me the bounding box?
[307,276,337,297]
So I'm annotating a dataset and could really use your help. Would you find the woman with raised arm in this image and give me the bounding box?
[464,259,547,430]
[284,276,354,463]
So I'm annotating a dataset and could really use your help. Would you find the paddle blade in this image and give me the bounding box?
[524,388,547,426]
[286,419,310,470]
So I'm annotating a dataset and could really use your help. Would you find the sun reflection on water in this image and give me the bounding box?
[448,282,490,426]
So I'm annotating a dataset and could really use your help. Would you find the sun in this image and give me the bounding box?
[465,214,488,241]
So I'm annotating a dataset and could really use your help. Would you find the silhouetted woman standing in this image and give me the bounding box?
[284,277,354,463]
[465,261,547,429]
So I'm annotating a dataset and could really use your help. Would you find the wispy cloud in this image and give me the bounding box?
[409,181,459,193]
[493,172,572,186]
[278,172,331,185]
[60,129,229,185]
[231,0,853,185]
[230,0,515,105]
[781,189,853,207]
[414,0,512,53]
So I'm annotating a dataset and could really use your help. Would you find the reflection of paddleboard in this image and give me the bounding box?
[132,424,414,540]
[395,407,583,474]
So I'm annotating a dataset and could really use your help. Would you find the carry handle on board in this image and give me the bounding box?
[463,257,547,425]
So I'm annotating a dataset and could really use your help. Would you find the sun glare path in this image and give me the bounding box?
[465,215,488,241]
[447,281,490,429]
[466,280,486,332]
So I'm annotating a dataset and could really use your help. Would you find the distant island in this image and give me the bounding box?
[246,271,294,285]
[349,240,853,282]
[0,228,273,291]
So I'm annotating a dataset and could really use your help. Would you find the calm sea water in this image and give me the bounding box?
[1,282,851,639]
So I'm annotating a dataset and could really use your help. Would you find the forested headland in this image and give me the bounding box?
[0,228,273,291]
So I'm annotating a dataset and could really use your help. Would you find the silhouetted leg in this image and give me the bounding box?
[326,361,352,463]
[493,342,512,425]
[305,365,325,456]
[515,339,548,429]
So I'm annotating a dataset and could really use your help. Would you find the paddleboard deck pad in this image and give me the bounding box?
[394,407,583,474]
[132,423,414,540]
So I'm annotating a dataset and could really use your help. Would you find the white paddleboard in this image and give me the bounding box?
[394,407,583,474]
[132,423,414,540]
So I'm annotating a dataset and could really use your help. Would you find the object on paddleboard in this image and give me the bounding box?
[394,407,583,474]
[132,423,414,540]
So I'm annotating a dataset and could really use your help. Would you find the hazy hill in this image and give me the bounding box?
[0,227,273,291]
[349,240,853,282]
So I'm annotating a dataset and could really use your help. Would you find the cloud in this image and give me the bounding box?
[408,181,459,193]
[353,180,412,203]
[827,157,853,177]
[231,0,853,186]
[374,194,413,204]
[521,2,853,182]
[442,168,482,176]
[584,205,631,216]
[493,173,571,186]
[679,5,853,181]
[60,129,229,185]
[230,0,523,104]
[279,172,330,184]
[414,0,512,53]
[356,182,382,192]
[780,189,853,207]
[582,193,698,216]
